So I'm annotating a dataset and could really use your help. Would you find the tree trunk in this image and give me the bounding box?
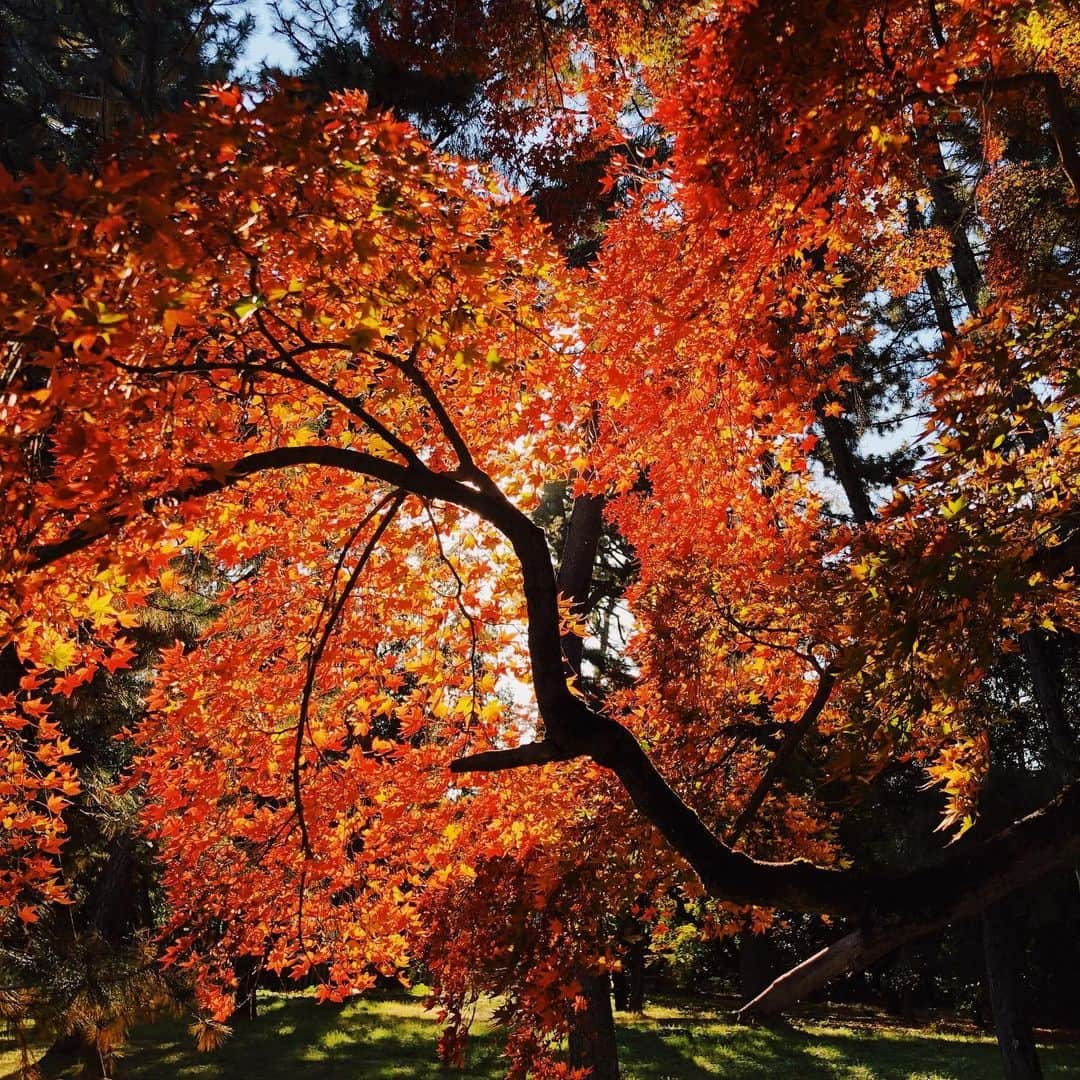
[738,932,777,1000]
[33,1034,107,1080]
[1,640,22,694]
[982,902,1043,1080]
[568,972,620,1080]
[233,955,261,1021]
[627,937,646,1014]
[556,490,604,676]
[821,413,874,525]
[1022,631,1079,781]
[612,968,629,1013]
[558,490,620,1077]
[918,132,983,316]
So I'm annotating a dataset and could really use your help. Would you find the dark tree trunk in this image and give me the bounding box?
[1022,631,1079,781]
[612,969,629,1013]
[626,936,646,1014]
[34,1034,106,1080]
[614,934,647,1013]
[233,955,261,1021]
[919,133,983,316]
[982,902,1043,1080]
[568,972,620,1080]
[556,490,604,676]
[738,932,777,1001]
[821,413,874,525]
[1,640,23,693]
[558,490,621,1077]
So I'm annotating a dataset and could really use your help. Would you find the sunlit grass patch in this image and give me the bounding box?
[4,991,1080,1078]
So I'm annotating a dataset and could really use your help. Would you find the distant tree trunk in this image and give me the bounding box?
[982,902,1043,1080]
[738,933,776,1001]
[626,937,646,1014]
[1022,632,1079,783]
[614,935,647,1014]
[568,972,620,1080]
[821,412,874,525]
[34,1034,106,1080]
[233,955,261,1021]
[612,968,629,1013]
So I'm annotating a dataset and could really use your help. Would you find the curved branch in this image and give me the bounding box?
[293,490,405,855]
[26,445,497,573]
[20,444,1080,932]
[727,669,835,845]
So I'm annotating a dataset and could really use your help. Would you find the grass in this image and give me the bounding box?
[4,990,1080,1079]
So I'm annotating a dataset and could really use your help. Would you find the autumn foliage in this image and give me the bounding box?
[1,0,1079,1073]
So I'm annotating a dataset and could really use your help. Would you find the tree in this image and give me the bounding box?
[0,0,251,174]
[1,0,1079,1074]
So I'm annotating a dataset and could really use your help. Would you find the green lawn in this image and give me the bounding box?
[4,991,1080,1079]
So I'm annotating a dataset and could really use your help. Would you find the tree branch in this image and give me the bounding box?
[739,778,1080,1019]
[19,445,1080,943]
[293,491,405,856]
[727,669,836,845]
[451,740,581,772]
[25,445,500,573]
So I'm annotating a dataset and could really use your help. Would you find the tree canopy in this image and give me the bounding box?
[1,1,1079,1074]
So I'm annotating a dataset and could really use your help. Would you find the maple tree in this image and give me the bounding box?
[1,0,1079,1075]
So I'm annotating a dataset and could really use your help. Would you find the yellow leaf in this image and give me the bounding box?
[85,588,113,617]
[43,640,77,671]
[183,525,210,551]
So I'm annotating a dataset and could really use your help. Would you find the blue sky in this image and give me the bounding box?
[239,1,298,75]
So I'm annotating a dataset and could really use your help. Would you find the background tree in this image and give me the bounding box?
[0,0,250,173]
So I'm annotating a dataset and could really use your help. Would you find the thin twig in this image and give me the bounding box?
[292,490,405,856]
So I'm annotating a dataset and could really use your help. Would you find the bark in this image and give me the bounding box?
[613,931,647,1013]
[556,488,620,1077]
[738,932,777,1001]
[1043,73,1080,198]
[983,902,1043,1080]
[233,955,261,1022]
[568,972,620,1080]
[626,936,646,1014]
[821,414,874,525]
[0,640,22,693]
[556,491,604,676]
[739,929,866,1021]
[906,198,957,336]
[33,1034,105,1080]
[920,134,983,316]
[612,968,629,1012]
[1022,631,1079,781]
